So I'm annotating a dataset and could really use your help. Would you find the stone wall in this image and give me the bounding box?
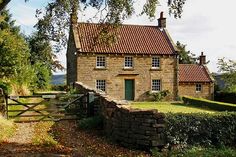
[179,83,214,100]
[75,82,166,150]
[76,54,178,101]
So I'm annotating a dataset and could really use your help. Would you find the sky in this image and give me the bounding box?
[7,0,236,74]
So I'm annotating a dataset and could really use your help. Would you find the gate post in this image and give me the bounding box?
[87,92,95,117]
[0,88,6,118]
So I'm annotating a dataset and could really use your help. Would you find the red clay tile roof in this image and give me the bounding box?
[179,64,212,82]
[76,23,176,55]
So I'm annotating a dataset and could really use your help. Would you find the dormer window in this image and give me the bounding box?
[124,56,133,68]
[152,57,160,68]
[96,56,106,68]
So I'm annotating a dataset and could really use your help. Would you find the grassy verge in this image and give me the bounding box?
[32,121,58,146]
[131,102,215,113]
[152,147,236,157]
[0,116,15,142]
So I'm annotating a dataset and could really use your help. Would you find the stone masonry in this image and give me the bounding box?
[75,54,178,101]
[179,83,214,100]
[75,82,166,150]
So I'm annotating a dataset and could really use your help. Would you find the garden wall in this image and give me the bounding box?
[75,82,166,150]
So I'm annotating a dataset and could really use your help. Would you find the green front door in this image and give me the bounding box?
[125,79,134,100]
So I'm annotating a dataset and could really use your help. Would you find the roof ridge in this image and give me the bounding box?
[77,22,160,28]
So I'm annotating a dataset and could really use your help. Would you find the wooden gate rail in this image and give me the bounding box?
[6,93,94,122]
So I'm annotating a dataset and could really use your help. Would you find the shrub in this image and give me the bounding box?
[78,115,103,130]
[0,81,11,95]
[152,147,236,157]
[182,96,236,111]
[215,92,236,104]
[165,112,236,148]
[148,90,170,101]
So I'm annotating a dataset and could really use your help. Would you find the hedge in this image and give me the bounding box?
[215,92,236,104]
[165,112,236,147]
[182,96,236,111]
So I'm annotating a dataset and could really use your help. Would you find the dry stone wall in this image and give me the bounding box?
[75,82,166,150]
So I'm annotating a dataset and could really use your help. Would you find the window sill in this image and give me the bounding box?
[150,68,161,71]
[94,67,107,70]
[150,90,161,93]
[123,67,134,71]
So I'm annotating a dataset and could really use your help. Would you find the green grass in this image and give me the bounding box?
[130,102,215,113]
[0,116,15,142]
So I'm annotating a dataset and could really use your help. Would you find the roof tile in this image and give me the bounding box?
[179,64,212,82]
[76,23,176,55]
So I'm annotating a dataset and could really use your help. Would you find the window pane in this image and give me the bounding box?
[96,80,106,91]
[96,56,105,67]
[152,57,160,68]
[196,84,202,92]
[152,80,161,91]
[124,56,133,68]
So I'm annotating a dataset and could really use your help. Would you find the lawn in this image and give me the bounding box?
[130,102,215,113]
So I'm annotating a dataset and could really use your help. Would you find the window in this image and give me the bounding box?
[196,84,202,92]
[152,57,160,68]
[96,56,106,68]
[96,80,106,92]
[152,80,161,91]
[124,56,133,68]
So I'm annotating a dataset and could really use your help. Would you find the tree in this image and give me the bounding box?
[217,58,236,92]
[176,41,197,64]
[0,10,30,79]
[26,32,64,89]
[33,0,186,51]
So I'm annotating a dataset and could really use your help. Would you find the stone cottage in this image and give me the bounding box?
[67,12,214,100]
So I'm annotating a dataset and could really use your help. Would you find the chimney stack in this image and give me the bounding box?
[199,52,206,65]
[158,12,166,28]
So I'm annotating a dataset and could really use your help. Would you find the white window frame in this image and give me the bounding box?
[152,57,160,69]
[152,79,161,92]
[96,56,106,68]
[96,80,106,92]
[124,56,133,68]
[196,84,202,92]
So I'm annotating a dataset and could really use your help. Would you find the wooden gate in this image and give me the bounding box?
[5,93,94,123]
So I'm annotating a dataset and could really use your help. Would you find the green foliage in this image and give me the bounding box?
[0,26,30,79]
[78,115,103,130]
[182,96,236,111]
[165,112,236,147]
[176,41,197,64]
[0,80,11,94]
[148,90,170,101]
[35,0,186,51]
[33,62,51,90]
[151,147,236,157]
[218,58,236,92]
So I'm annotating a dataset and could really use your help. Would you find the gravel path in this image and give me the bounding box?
[6,123,35,144]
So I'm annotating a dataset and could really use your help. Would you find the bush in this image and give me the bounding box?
[152,147,236,157]
[78,115,103,130]
[182,96,236,111]
[0,81,11,95]
[148,90,170,101]
[215,92,236,104]
[165,112,236,147]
